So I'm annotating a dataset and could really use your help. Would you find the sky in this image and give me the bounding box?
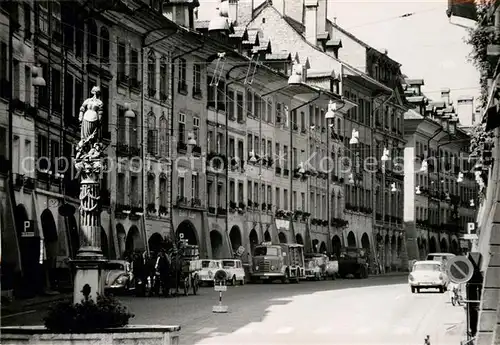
[327,0,480,106]
[198,0,480,107]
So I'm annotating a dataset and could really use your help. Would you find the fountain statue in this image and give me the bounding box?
[72,86,107,303]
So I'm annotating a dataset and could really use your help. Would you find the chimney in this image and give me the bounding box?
[316,0,327,35]
[231,0,253,26]
[283,0,303,25]
[304,0,318,45]
[456,96,474,127]
[228,0,238,25]
[441,88,451,105]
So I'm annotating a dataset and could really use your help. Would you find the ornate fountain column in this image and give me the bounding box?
[72,86,107,304]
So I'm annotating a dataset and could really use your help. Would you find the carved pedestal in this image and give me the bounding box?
[72,258,106,304]
[72,171,107,304]
[78,174,103,258]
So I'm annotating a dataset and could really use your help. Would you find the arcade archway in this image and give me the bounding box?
[295,234,304,245]
[229,225,242,251]
[116,223,126,258]
[101,227,109,258]
[361,233,370,249]
[319,241,327,253]
[312,239,319,252]
[14,204,29,236]
[332,235,342,258]
[176,220,198,245]
[278,232,287,244]
[67,215,79,258]
[41,209,58,258]
[210,230,223,259]
[264,231,271,242]
[430,236,437,253]
[126,225,142,253]
[249,229,259,253]
[440,237,448,253]
[148,232,165,253]
[451,239,459,254]
[347,231,356,247]
[41,209,58,290]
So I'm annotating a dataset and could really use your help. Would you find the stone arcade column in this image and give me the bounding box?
[72,86,107,304]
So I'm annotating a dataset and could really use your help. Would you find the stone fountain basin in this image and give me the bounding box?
[1,325,181,345]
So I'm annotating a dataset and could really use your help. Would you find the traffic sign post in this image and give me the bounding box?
[212,270,228,313]
[446,256,474,284]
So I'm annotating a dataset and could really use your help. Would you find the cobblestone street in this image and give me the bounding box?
[2,276,465,345]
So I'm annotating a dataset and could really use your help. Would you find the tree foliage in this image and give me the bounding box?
[465,1,496,107]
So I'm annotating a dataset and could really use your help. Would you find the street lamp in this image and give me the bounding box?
[249,151,257,163]
[124,103,135,118]
[348,173,355,184]
[349,129,359,145]
[420,159,428,172]
[325,100,336,119]
[381,147,390,162]
[32,66,46,87]
[457,172,464,183]
[390,182,397,193]
[298,162,305,174]
[187,132,197,146]
[415,186,422,195]
[470,199,475,207]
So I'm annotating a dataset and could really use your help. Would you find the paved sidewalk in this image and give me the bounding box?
[1,292,71,316]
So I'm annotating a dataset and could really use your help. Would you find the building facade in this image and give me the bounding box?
[403,80,477,262]
[199,0,410,271]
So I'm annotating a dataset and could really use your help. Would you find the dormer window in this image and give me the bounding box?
[151,0,160,11]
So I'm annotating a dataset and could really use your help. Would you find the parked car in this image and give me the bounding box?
[408,260,449,293]
[104,260,134,293]
[221,259,245,285]
[426,253,456,264]
[196,259,222,286]
[304,258,322,280]
[304,254,330,280]
[325,259,339,279]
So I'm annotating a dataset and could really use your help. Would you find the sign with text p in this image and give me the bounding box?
[21,220,35,237]
[24,220,33,232]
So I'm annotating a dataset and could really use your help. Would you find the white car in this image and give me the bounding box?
[222,259,245,285]
[326,260,339,279]
[409,260,449,293]
[426,252,456,264]
[196,259,221,286]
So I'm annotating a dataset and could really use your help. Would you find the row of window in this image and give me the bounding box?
[416,206,474,228]
[416,173,477,201]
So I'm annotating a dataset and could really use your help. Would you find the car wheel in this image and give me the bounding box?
[231,276,236,286]
[411,286,416,293]
[416,288,420,293]
[439,286,444,293]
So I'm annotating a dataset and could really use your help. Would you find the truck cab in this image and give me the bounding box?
[251,242,304,283]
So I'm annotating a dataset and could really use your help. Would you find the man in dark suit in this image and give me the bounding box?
[157,250,170,297]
